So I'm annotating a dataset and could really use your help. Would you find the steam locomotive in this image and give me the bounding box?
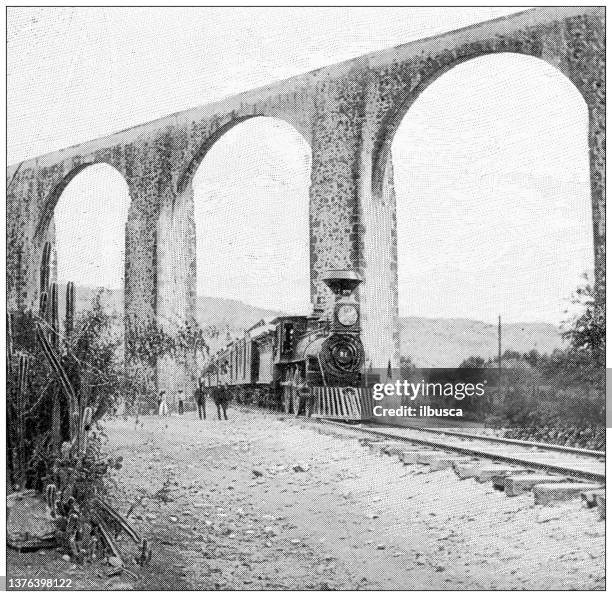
[200,270,373,420]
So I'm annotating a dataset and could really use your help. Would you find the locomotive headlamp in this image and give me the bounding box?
[337,304,358,326]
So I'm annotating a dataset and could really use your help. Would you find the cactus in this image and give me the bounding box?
[16,354,29,487]
[83,406,92,430]
[7,312,13,374]
[65,512,80,559]
[35,323,75,404]
[65,281,75,339]
[40,241,51,294]
[39,291,49,319]
[140,538,152,565]
[46,483,57,517]
[72,410,80,448]
[17,354,29,402]
[50,282,59,349]
[77,407,93,456]
[51,388,61,456]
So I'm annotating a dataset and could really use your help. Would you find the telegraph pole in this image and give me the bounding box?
[498,315,503,401]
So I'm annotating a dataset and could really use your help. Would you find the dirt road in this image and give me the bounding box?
[8,408,604,589]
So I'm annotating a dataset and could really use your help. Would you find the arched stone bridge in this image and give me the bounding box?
[7,7,605,391]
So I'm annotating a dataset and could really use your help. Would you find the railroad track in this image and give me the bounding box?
[368,421,605,458]
[312,419,605,484]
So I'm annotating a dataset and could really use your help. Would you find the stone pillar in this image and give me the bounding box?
[360,152,400,369]
[589,105,605,313]
[7,171,51,313]
[356,69,401,371]
[124,161,170,406]
[309,69,400,371]
[124,132,200,405]
[124,201,158,398]
[309,71,365,315]
[561,13,605,312]
[155,184,197,402]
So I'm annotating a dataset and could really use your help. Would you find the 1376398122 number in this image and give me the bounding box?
[8,578,73,589]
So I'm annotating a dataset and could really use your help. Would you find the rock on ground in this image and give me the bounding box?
[7,490,57,551]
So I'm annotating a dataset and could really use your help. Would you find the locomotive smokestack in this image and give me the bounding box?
[321,270,363,297]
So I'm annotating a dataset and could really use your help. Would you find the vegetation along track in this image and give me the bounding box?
[313,419,605,484]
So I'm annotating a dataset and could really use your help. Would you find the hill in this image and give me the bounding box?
[64,284,564,366]
[400,316,564,367]
[195,296,281,334]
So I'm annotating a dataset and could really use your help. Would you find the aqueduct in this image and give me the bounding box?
[7,7,605,393]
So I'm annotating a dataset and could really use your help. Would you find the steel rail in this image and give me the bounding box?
[315,419,606,484]
[366,421,605,458]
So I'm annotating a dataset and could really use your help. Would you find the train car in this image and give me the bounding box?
[201,270,373,421]
[202,318,278,407]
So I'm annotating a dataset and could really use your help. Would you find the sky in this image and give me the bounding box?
[7,7,594,324]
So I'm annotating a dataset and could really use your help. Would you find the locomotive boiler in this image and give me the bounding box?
[201,270,373,421]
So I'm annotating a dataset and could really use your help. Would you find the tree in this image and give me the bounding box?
[399,354,416,377]
[523,349,542,368]
[125,312,217,411]
[7,287,152,561]
[501,349,522,362]
[458,356,485,369]
[7,287,124,491]
[562,274,605,370]
[68,290,124,420]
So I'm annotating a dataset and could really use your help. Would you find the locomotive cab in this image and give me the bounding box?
[272,316,308,364]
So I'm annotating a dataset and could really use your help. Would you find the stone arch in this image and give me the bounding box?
[35,161,131,302]
[176,116,255,196]
[361,47,600,370]
[372,51,590,197]
[394,53,590,324]
[176,113,312,196]
[163,115,313,324]
[157,115,313,395]
[35,162,95,242]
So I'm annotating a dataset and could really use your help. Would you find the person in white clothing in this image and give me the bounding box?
[158,390,169,416]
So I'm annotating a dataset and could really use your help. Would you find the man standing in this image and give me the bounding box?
[177,389,185,415]
[296,375,314,418]
[196,378,206,420]
[214,384,229,420]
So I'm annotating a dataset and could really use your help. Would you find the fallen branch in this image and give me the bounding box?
[93,497,151,566]
[92,497,142,544]
[90,512,123,562]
